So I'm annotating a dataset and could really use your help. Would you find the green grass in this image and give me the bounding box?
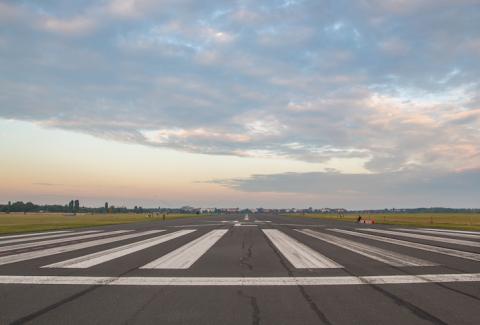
[0,212,209,235]
[284,213,480,231]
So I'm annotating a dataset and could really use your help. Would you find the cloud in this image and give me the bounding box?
[32,182,64,187]
[211,168,480,208]
[41,16,96,35]
[0,0,479,175]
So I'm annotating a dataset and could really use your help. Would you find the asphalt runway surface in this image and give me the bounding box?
[0,214,479,324]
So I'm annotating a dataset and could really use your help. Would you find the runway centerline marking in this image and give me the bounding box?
[0,273,478,286]
[297,229,436,267]
[263,229,342,268]
[361,229,480,248]
[141,229,228,269]
[332,229,480,261]
[43,230,195,269]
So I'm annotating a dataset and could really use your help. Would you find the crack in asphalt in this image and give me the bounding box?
[328,251,451,324]
[237,289,261,325]
[123,288,165,324]
[240,241,254,271]
[239,228,254,272]
[262,226,333,325]
[10,264,141,324]
[384,260,480,302]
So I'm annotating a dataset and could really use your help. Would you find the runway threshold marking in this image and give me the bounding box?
[262,229,342,268]
[393,228,480,239]
[141,229,228,269]
[0,273,479,286]
[423,228,480,235]
[297,229,436,267]
[332,229,480,261]
[43,230,195,269]
[0,230,127,253]
[169,224,226,228]
[361,229,480,248]
[0,230,73,242]
[0,230,158,266]
[0,230,100,247]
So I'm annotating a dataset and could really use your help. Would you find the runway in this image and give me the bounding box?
[0,214,479,324]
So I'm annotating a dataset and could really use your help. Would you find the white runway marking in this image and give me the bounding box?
[393,228,480,239]
[43,230,193,268]
[423,228,480,235]
[0,230,159,266]
[169,224,226,228]
[263,229,342,268]
[297,229,435,267]
[332,229,480,262]
[361,229,480,248]
[0,273,478,286]
[272,224,325,227]
[0,230,72,241]
[142,229,228,269]
[234,223,258,227]
[0,230,130,253]
[0,230,98,246]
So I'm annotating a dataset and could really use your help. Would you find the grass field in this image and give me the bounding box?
[0,212,208,234]
[285,213,480,231]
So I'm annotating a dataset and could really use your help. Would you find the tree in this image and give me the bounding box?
[68,200,74,213]
[25,202,35,212]
[105,202,109,213]
[74,200,80,213]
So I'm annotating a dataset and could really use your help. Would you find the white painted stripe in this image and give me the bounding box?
[393,228,480,239]
[262,229,342,268]
[0,273,478,286]
[272,224,325,227]
[424,228,480,235]
[0,230,71,240]
[0,230,160,266]
[361,229,480,247]
[331,229,480,262]
[142,230,227,269]
[297,229,435,267]
[0,230,98,246]
[169,224,226,228]
[0,230,131,253]
[44,230,192,268]
[234,224,258,227]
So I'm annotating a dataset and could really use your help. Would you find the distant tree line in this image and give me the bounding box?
[0,201,129,214]
[347,207,480,214]
[1,201,478,214]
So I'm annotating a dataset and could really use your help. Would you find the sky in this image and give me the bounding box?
[0,0,479,209]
